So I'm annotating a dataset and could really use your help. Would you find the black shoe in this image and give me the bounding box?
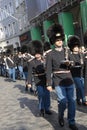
[69,124,78,130]
[30,88,34,93]
[58,117,64,127]
[77,100,82,105]
[82,101,87,106]
[40,109,44,117]
[13,80,16,82]
[25,85,28,91]
[45,110,52,115]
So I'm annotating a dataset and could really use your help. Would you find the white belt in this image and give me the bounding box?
[53,70,70,74]
[33,73,45,76]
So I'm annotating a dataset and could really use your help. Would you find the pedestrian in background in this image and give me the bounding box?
[6,49,16,82]
[21,45,34,92]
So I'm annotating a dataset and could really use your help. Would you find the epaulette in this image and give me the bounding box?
[44,49,52,56]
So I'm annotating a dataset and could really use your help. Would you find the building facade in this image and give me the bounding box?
[0,0,30,52]
[0,0,87,52]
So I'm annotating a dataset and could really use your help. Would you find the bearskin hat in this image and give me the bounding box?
[6,49,12,55]
[28,40,43,56]
[16,47,21,53]
[21,45,28,53]
[44,41,51,51]
[47,23,65,45]
[67,35,81,51]
[83,30,87,47]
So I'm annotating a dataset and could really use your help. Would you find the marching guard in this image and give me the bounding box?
[83,30,87,101]
[68,35,87,106]
[46,23,78,130]
[27,40,52,116]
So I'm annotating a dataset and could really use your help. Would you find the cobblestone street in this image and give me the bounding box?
[0,77,87,130]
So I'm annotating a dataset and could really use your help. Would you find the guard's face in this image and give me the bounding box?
[55,39,63,47]
[73,46,79,52]
[35,53,42,60]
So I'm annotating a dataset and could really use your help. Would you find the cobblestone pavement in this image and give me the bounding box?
[0,77,87,130]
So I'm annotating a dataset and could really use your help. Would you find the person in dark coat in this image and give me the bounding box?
[27,40,52,116]
[6,49,16,82]
[21,45,34,92]
[15,47,24,80]
[68,35,87,106]
[83,30,87,102]
[46,23,78,130]
[0,52,6,76]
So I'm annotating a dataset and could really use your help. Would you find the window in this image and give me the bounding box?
[8,2,14,15]
[1,10,4,20]
[12,22,15,34]
[5,5,8,18]
[4,26,8,37]
[15,0,19,8]
[0,13,1,21]
[0,28,4,39]
[8,24,11,36]
[19,18,22,30]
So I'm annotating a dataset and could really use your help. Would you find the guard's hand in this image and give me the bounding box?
[27,84,32,88]
[65,60,70,66]
[61,60,70,66]
[47,86,53,91]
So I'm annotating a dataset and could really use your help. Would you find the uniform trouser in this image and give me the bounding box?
[37,86,50,111]
[18,66,24,79]
[55,84,76,125]
[73,77,86,103]
[23,71,28,82]
[0,64,5,76]
[9,67,16,81]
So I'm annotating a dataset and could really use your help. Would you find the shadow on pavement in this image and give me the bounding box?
[17,97,39,116]
[43,113,87,130]
[15,84,87,130]
[14,84,25,93]
[76,104,87,113]
[17,97,87,130]
[14,84,37,96]
[1,126,29,130]
[4,78,12,82]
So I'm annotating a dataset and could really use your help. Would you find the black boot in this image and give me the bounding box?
[58,103,64,127]
[82,101,87,106]
[76,99,82,105]
[40,109,44,117]
[58,116,64,127]
[45,110,52,115]
[30,87,34,93]
[69,124,78,130]
[25,85,28,91]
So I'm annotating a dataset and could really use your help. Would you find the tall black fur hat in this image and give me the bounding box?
[44,41,51,51]
[6,49,12,55]
[68,35,81,51]
[47,23,65,45]
[21,45,28,53]
[17,47,21,53]
[29,40,43,56]
[83,30,87,47]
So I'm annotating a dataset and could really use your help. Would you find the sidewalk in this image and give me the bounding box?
[0,77,87,130]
